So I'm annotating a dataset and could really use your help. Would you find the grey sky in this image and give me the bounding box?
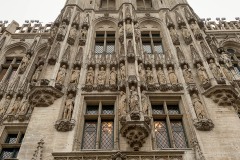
[0,0,239,24]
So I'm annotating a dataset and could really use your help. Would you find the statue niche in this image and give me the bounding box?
[57,22,68,41]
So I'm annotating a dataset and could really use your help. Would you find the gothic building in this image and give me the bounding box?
[0,0,240,159]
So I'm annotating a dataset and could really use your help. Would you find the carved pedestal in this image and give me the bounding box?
[120,120,150,151]
[67,37,75,45]
[194,118,214,131]
[159,84,169,91]
[55,119,76,132]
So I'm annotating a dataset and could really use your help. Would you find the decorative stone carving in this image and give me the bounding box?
[119,91,127,116]
[134,22,141,42]
[29,86,63,107]
[0,37,6,50]
[168,66,178,85]
[79,26,88,46]
[19,53,31,74]
[146,67,154,85]
[31,139,44,160]
[32,65,43,82]
[157,67,168,91]
[138,63,146,82]
[74,47,83,68]
[118,23,124,43]
[120,121,150,151]
[67,24,78,45]
[55,65,67,90]
[125,6,131,20]
[176,47,185,64]
[49,43,60,65]
[190,21,203,40]
[57,22,68,41]
[221,64,233,82]
[141,92,149,115]
[129,86,139,113]
[219,51,232,68]
[182,64,194,84]
[0,96,12,117]
[169,26,180,45]
[127,40,135,62]
[70,67,80,84]
[111,152,126,160]
[119,63,126,81]
[8,76,20,95]
[209,59,225,84]
[191,93,214,131]
[200,41,213,59]
[18,100,29,115]
[62,93,74,121]
[86,67,95,85]
[191,138,206,160]
[62,8,72,24]
[126,19,133,38]
[190,45,201,63]
[61,46,70,67]
[181,26,192,45]
[97,67,106,85]
[196,63,211,89]
[8,96,21,115]
[109,67,117,87]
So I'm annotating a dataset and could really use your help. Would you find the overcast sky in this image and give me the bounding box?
[0,0,239,24]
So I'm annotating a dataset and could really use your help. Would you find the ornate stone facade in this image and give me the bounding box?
[0,0,240,160]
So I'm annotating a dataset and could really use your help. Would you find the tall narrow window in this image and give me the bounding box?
[100,0,116,10]
[152,102,188,149]
[141,32,163,54]
[0,57,22,82]
[95,32,115,54]
[82,103,115,150]
[0,129,25,159]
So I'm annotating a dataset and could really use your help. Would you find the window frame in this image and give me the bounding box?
[94,31,116,55]
[150,97,189,150]
[81,100,116,150]
[100,0,116,10]
[137,0,153,10]
[141,31,163,55]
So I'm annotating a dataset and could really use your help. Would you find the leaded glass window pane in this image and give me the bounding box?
[0,148,19,159]
[152,105,164,115]
[154,43,163,54]
[143,43,152,54]
[154,121,170,148]
[106,42,115,54]
[86,106,99,115]
[171,121,187,148]
[95,43,104,54]
[100,121,114,149]
[102,105,114,115]
[82,121,97,149]
[167,105,180,115]
[5,134,18,144]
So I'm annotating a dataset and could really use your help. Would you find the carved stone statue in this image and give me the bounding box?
[8,96,21,115]
[141,92,149,115]
[109,67,117,85]
[119,91,127,115]
[209,59,223,79]
[183,65,194,83]
[19,54,31,73]
[119,24,124,43]
[120,63,126,80]
[129,86,139,112]
[168,67,178,85]
[146,67,154,85]
[32,65,43,82]
[182,26,192,44]
[86,67,94,85]
[169,26,180,45]
[221,64,233,82]
[70,67,80,84]
[80,27,88,40]
[97,67,106,85]
[138,63,145,82]
[220,51,232,68]
[63,94,74,121]
[134,22,141,42]
[57,22,67,41]
[18,100,29,115]
[190,22,203,40]
[56,65,67,85]
[0,96,11,116]
[69,24,77,41]
[157,67,167,84]
[126,19,133,37]
[191,93,207,119]
[197,63,209,84]
[125,7,131,19]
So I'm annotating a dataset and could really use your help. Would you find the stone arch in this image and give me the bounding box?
[35,42,48,58]
[94,18,118,31]
[220,38,240,55]
[138,17,163,31]
[4,42,30,58]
